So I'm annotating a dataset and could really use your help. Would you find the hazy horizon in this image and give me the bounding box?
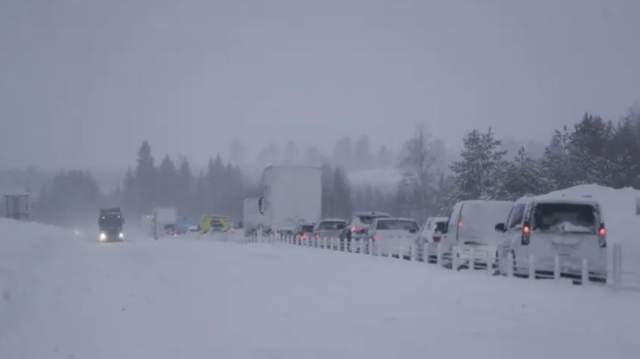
[2,0,639,170]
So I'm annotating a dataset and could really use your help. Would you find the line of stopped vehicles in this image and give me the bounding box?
[285,194,608,284]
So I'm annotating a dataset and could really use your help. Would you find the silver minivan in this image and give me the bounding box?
[494,195,607,282]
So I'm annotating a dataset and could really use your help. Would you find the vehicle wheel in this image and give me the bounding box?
[512,250,526,278]
[492,251,500,276]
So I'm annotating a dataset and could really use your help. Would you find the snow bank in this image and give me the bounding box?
[0,219,77,340]
[2,226,640,359]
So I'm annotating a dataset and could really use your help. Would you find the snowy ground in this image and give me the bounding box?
[1,219,640,359]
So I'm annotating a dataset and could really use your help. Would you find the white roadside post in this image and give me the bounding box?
[554,256,561,281]
[436,243,443,266]
[581,258,589,285]
[398,238,403,260]
[507,251,514,277]
[452,247,459,271]
[469,248,475,271]
[486,251,493,275]
[408,240,414,261]
[612,243,622,291]
[529,255,535,280]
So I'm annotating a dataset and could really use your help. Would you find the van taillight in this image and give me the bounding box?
[457,220,462,227]
[521,222,531,245]
[598,224,606,247]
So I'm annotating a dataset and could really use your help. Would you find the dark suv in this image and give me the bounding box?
[339,212,391,251]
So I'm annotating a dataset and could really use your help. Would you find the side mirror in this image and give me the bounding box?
[409,229,417,234]
[495,223,506,232]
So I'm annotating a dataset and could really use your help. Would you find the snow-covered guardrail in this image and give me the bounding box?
[203,232,639,292]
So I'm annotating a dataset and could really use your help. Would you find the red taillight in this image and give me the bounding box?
[301,234,307,240]
[599,224,606,247]
[315,232,320,239]
[432,235,440,243]
[521,222,531,245]
[457,220,462,227]
[373,234,382,241]
[351,226,362,233]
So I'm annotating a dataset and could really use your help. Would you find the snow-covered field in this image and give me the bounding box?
[1,219,640,359]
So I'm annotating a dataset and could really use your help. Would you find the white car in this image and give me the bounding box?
[441,200,514,269]
[415,216,448,262]
[494,194,607,282]
[364,217,420,258]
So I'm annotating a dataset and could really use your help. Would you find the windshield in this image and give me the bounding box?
[99,215,122,227]
[375,219,419,231]
[300,225,314,233]
[533,203,597,233]
[459,202,513,239]
[318,221,346,230]
[211,222,223,228]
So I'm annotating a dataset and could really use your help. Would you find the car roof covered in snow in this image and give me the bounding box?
[352,211,390,217]
[374,217,418,222]
[319,218,346,222]
[516,193,600,206]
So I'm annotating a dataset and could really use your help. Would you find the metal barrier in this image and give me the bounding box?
[218,232,639,292]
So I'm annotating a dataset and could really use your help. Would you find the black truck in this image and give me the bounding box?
[98,208,125,242]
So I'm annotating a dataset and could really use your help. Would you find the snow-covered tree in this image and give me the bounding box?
[449,128,508,202]
[541,126,573,190]
[567,113,614,185]
[502,147,554,200]
[397,124,441,217]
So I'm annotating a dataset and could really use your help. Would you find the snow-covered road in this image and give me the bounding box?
[1,220,639,359]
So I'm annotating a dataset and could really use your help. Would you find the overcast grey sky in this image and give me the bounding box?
[1,0,639,170]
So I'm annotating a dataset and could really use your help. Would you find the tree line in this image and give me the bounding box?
[30,107,640,227]
[393,109,640,220]
[31,141,357,227]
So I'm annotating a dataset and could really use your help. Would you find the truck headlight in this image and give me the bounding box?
[119,232,124,239]
[99,232,107,241]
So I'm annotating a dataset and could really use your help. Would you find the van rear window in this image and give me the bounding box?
[375,220,419,231]
[533,203,597,233]
[318,221,345,230]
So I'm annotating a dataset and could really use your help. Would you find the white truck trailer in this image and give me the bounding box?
[152,207,177,239]
[259,165,322,233]
[243,198,263,234]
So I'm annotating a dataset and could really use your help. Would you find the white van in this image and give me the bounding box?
[441,200,514,269]
[494,194,607,282]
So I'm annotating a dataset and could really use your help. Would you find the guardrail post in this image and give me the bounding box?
[409,240,414,261]
[612,243,622,291]
[581,258,589,285]
[398,239,403,260]
[452,247,459,271]
[436,243,443,266]
[529,255,535,280]
[507,251,514,277]
[554,256,560,281]
[469,248,475,271]
[486,251,493,275]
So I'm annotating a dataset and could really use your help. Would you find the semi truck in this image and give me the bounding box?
[243,198,263,235]
[98,207,125,242]
[259,165,322,234]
